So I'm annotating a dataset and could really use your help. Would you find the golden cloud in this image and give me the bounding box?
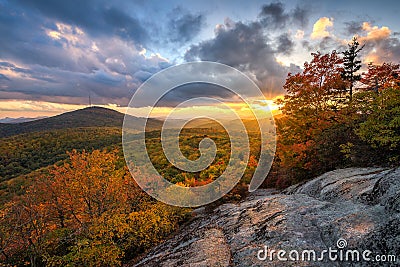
[353,22,394,64]
[311,17,333,39]
[359,22,391,42]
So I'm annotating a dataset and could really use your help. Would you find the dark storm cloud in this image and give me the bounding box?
[168,7,205,44]
[185,22,268,66]
[15,0,101,29]
[344,21,363,35]
[184,21,287,96]
[277,33,294,55]
[259,2,309,29]
[292,6,309,28]
[102,7,148,44]
[259,2,289,28]
[318,36,337,51]
[181,1,316,99]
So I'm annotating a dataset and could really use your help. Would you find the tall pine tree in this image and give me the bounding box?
[342,37,364,101]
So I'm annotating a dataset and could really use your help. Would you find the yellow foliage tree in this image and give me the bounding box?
[0,149,190,266]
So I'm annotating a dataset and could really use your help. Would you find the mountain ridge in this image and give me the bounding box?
[0,106,163,138]
[0,116,48,124]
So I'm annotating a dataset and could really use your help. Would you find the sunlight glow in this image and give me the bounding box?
[0,99,281,119]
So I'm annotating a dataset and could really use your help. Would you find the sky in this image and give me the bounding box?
[0,0,400,118]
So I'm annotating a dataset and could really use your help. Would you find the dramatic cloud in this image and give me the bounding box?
[15,0,149,47]
[182,1,312,98]
[0,1,172,106]
[360,22,391,41]
[277,33,294,55]
[356,22,399,64]
[311,17,334,39]
[292,6,309,28]
[309,19,400,66]
[259,2,309,29]
[259,2,289,29]
[344,21,364,36]
[184,19,291,97]
[167,7,205,44]
[0,25,170,106]
[318,36,339,51]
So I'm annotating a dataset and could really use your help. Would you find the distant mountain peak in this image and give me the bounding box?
[0,116,48,124]
[0,107,122,138]
[0,106,166,138]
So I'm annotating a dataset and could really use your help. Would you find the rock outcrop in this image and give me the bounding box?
[133,167,400,267]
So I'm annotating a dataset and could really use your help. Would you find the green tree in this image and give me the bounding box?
[355,88,400,163]
[341,37,364,101]
[339,62,400,166]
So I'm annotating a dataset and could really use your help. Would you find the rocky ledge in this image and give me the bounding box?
[133,167,400,267]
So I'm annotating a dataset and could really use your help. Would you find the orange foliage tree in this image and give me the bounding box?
[361,62,400,92]
[272,51,348,186]
[0,149,189,266]
[267,46,400,188]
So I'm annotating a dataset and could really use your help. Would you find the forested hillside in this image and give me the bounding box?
[0,107,163,138]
